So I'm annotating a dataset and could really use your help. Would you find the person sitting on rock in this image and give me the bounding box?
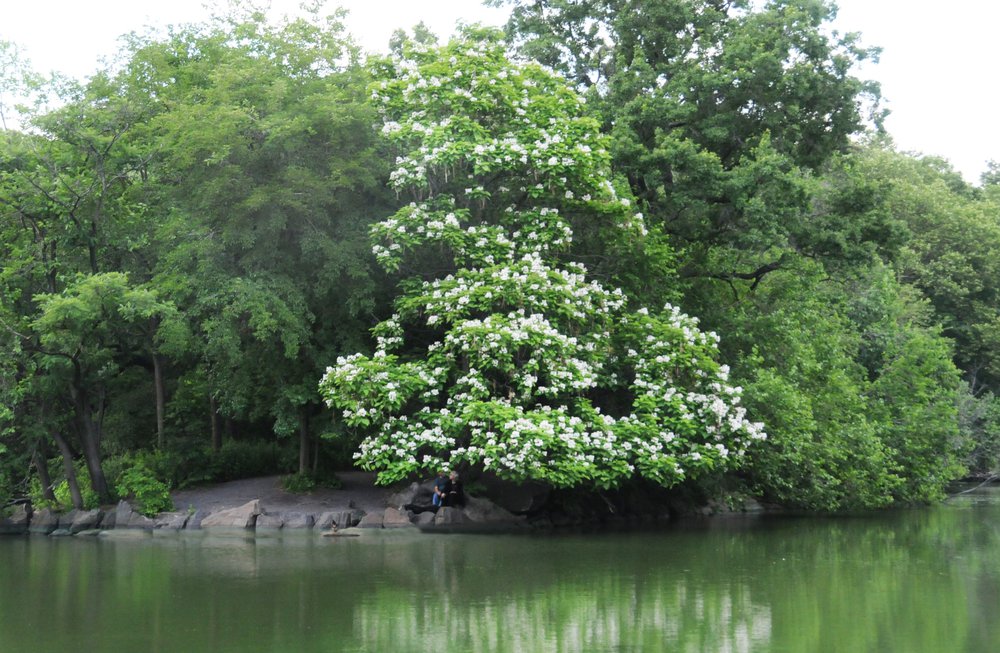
[432,470,449,507]
[443,471,465,507]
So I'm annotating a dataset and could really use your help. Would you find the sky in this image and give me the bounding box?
[2,0,997,183]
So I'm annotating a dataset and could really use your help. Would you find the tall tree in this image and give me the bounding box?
[31,273,179,501]
[320,31,766,488]
[495,0,884,289]
[122,6,387,471]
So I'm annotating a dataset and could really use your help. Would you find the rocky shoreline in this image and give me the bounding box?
[1,471,774,538]
[0,472,534,537]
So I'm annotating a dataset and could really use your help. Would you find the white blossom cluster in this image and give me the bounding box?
[370,202,579,270]
[319,33,765,487]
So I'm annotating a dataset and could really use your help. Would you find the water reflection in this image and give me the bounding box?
[1,491,999,652]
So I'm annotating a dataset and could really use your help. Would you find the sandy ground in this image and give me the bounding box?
[170,471,393,517]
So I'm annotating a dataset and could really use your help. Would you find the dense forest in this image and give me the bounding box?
[2,1,999,515]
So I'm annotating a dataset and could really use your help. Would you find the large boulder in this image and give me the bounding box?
[0,504,31,535]
[283,513,315,529]
[356,511,383,529]
[114,501,156,529]
[255,513,284,530]
[478,473,550,514]
[28,508,59,535]
[200,500,262,530]
[386,482,434,511]
[324,508,365,530]
[434,506,470,526]
[154,512,190,530]
[185,510,205,529]
[462,496,522,524]
[69,509,105,534]
[412,511,436,527]
[58,510,80,529]
[382,507,415,529]
[315,511,337,530]
[0,504,32,535]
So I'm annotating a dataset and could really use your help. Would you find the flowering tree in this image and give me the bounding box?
[319,30,765,488]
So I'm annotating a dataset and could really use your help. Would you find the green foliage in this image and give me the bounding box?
[692,256,966,510]
[497,0,884,287]
[281,472,317,494]
[279,470,342,493]
[959,390,1000,474]
[114,463,174,516]
[868,329,965,502]
[2,2,995,515]
[321,32,765,489]
[105,439,296,494]
[720,266,896,510]
[213,440,293,482]
[29,460,101,511]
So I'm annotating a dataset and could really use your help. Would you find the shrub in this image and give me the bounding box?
[114,463,173,516]
[280,472,316,493]
[280,470,343,494]
[29,461,101,511]
[214,440,291,482]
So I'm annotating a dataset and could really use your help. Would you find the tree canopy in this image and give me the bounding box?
[319,32,765,488]
[1,1,994,513]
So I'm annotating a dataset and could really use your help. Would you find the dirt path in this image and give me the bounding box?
[171,471,393,517]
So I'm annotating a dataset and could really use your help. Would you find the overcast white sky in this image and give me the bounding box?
[2,0,997,183]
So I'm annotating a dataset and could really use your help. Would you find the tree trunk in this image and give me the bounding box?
[69,368,111,503]
[51,430,83,510]
[312,432,320,475]
[153,352,166,449]
[77,415,110,502]
[210,395,222,453]
[32,448,57,504]
[298,410,310,475]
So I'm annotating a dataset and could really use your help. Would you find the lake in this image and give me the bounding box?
[1,487,998,652]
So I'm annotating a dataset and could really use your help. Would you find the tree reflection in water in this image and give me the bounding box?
[1,494,1000,652]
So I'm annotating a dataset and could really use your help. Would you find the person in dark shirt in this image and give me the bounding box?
[443,471,465,507]
[432,470,448,507]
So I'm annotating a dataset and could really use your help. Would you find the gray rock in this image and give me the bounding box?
[185,510,204,529]
[387,482,432,510]
[315,511,336,530]
[69,509,104,534]
[114,501,134,526]
[50,528,73,537]
[462,496,521,523]
[434,506,470,525]
[382,507,416,529]
[58,510,80,529]
[357,511,383,529]
[9,503,31,525]
[413,511,436,526]
[101,510,116,529]
[478,473,550,513]
[115,501,156,529]
[0,520,27,536]
[75,529,103,537]
[0,504,31,535]
[255,513,284,530]
[154,512,190,530]
[333,509,365,529]
[28,508,59,534]
[283,513,314,529]
[200,500,262,530]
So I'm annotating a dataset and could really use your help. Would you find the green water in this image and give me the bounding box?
[2,489,999,653]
